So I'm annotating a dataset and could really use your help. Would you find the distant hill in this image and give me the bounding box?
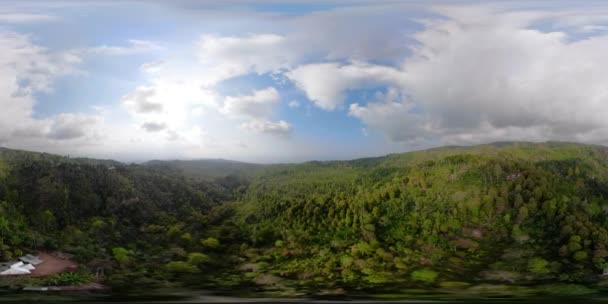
[0,148,264,179]
[142,158,266,179]
[0,147,122,168]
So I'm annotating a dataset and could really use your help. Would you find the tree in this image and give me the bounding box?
[166,261,199,273]
[528,257,550,275]
[201,237,220,249]
[411,268,438,283]
[187,252,211,266]
[494,163,503,182]
[574,251,588,261]
[112,247,130,264]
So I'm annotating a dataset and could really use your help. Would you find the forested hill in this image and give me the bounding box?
[234,141,608,290]
[3,141,608,295]
[142,158,265,180]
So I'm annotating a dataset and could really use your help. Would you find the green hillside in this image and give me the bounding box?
[143,159,265,180]
[3,142,608,296]
[230,141,608,292]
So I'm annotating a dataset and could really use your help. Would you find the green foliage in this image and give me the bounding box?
[43,272,94,286]
[528,258,550,275]
[574,251,588,261]
[411,269,439,283]
[166,261,200,273]
[187,252,211,266]
[201,237,220,249]
[112,247,130,264]
[181,232,193,244]
[4,142,608,291]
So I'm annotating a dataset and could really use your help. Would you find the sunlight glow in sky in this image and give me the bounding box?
[1,1,608,162]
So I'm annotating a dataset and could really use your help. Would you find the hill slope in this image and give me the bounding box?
[230,141,608,290]
[3,142,608,295]
[143,158,265,180]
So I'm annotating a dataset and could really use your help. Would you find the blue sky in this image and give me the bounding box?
[1,1,608,162]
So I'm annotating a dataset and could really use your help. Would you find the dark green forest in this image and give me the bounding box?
[3,142,608,295]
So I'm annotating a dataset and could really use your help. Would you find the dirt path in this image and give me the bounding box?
[30,253,78,277]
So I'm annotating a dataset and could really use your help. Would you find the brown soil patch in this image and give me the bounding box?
[30,253,78,277]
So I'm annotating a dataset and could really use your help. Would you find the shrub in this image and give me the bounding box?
[166,261,199,273]
[528,257,550,275]
[187,252,211,266]
[43,272,94,286]
[411,268,439,283]
[201,237,220,249]
[112,247,130,264]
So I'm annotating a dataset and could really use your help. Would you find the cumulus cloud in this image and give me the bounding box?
[141,121,167,132]
[285,5,417,63]
[241,119,291,137]
[349,89,425,142]
[222,87,280,119]
[9,2,608,162]
[0,30,101,148]
[288,62,404,110]
[122,86,163,114]
[220,87,293,137]
[47,114,101,140]
[192,4,418,85]
[120,77,220,142]
[198,34,294,81]
[345,6,608,146]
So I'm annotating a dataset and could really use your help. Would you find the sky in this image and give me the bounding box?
[1,1,608,163]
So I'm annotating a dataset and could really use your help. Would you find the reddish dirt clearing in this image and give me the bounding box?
[30,253,78,277]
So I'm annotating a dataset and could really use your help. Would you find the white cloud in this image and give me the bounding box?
[287,62,404,110]
[0,30,101,149]
[140,61,165,73]
[580,25,608,32]
[84,39,163,56]
[288,100,300,108]
[221,87,293,137]
[285,5,416,63]
[120,77,220,137]
[549,8,608,32]
[241,119,291,137]
[222,87,280,119]
[122,86,163,114]
[47,113,102,140]
[198,34,294,81]
[347,6,608,146]
[141,121,167,132]
[9,2,608,162]
[349,89,426,142]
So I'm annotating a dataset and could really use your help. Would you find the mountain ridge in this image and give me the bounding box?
[2,140,606,167]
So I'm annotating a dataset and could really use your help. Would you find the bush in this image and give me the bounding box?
[43,272,94,286]
[411,268,439,283]
[112,247,130,264]
[573,251,588,261]
[166,261,199,273]
[187,252,211,266]
[439,281,471,288]
[201,237,220,249]
[528,257,550,275]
